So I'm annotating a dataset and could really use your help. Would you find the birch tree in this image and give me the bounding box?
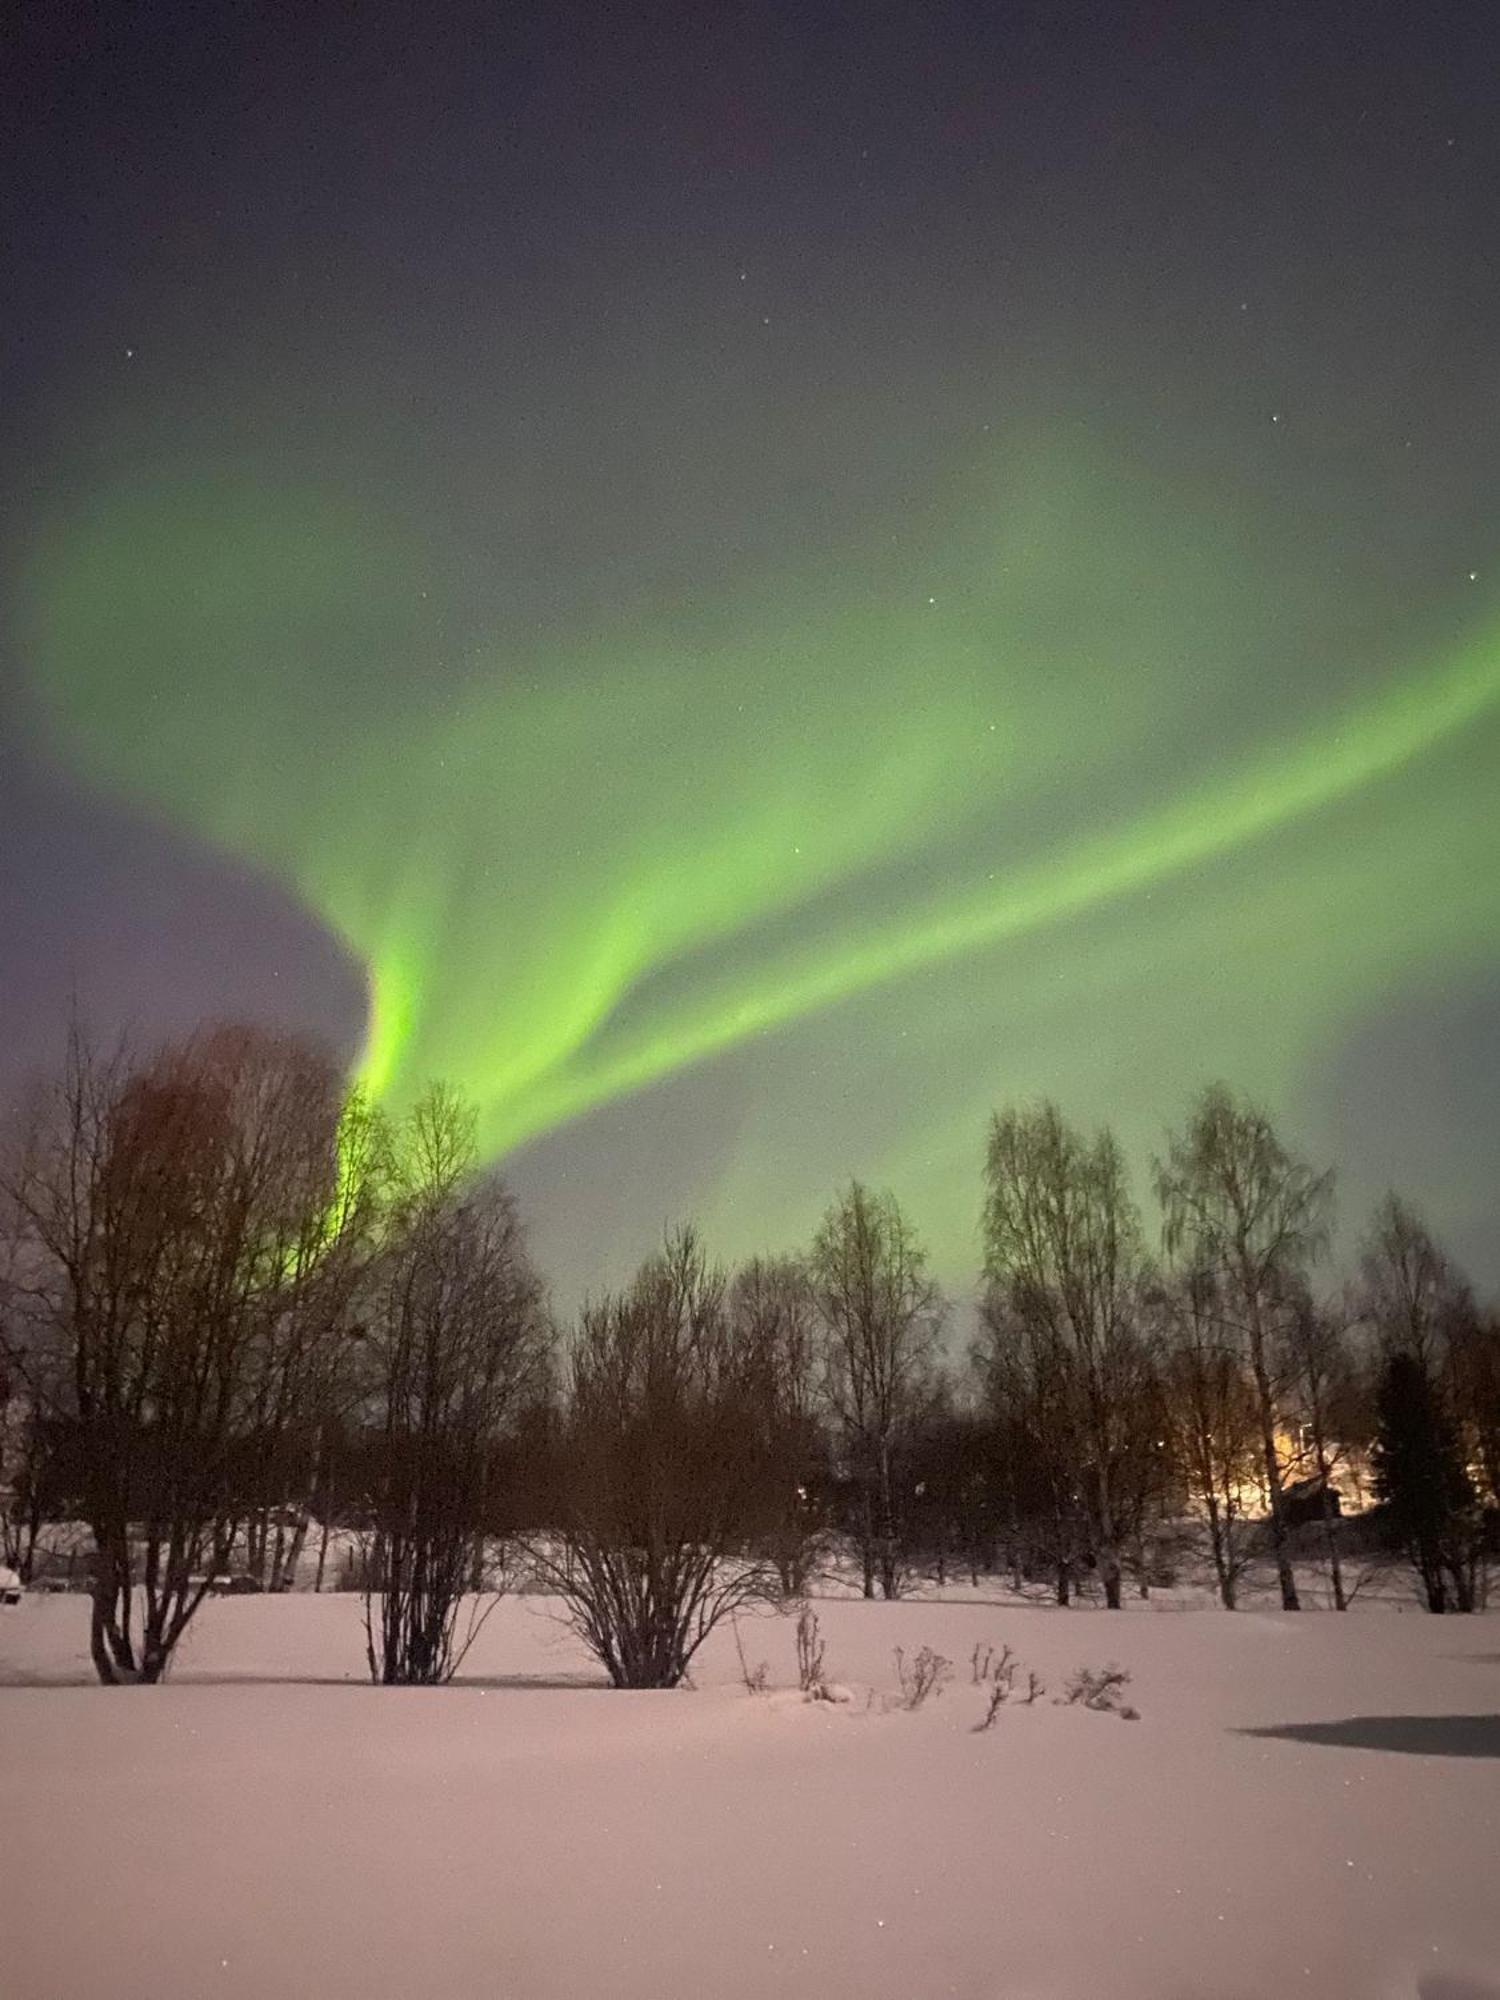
[1155,1083,1333,1612]
[1157,1267,1260,1608]
[982,1104,1157,1608]
[810,1183,942,1599]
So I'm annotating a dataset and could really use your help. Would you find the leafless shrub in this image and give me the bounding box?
[1060,1662,1138,1718]
[0,1023,379,1684]
[795,1601,827,1697]
[970,1640,1014,1686]
[972,1642,1046,1728]
[731,1613,770,1695]
[976,1680,1007,1730]
[525,1230,780,1688]
[893,1643,952,1709]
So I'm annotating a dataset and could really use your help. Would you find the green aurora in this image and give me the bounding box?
[18,437,1500,1291]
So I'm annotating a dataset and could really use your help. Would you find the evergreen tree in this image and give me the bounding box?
[1371,1349,1477,1612]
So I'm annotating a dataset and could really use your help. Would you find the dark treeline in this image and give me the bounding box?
[1,1026,1495,1687]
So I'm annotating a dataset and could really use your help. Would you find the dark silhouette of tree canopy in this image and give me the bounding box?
[1371,1347,1478,1612]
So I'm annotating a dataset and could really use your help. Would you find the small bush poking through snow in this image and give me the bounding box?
[730,1616,769,1695]
[796,1603,833,1700]
[1059,1663,1139,1720]
[970,1642,1008,1686]
[893,1644,952,1710]
[972,1643,1046,1729]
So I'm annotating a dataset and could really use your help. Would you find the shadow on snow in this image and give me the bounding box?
[1240,1714,1500,1759]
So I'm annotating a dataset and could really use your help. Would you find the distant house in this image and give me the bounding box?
[1282,1474,1341,1528]
[1222,1419,1371,1522]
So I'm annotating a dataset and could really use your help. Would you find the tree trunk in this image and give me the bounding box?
[1324,1518,1347,1611]
[90,1588,128,1683]
[1449,1557,1476,1614]
[859,1488,876,1597]
[1245,1307,1299,1611]
[1100,1546,1123,1610]
[245,1510,267,1585]
[88,1525,141,1683]
[280,1513,311,1592]
[1094,1460,1123,1610]
[90,1579,140,1683]
[1205,1495,1235,1609]
[876,1441,899,1600]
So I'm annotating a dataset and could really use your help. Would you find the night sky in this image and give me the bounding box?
[3,0,1497,1310]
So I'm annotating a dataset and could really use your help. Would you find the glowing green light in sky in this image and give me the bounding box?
[19,441,1500,1286]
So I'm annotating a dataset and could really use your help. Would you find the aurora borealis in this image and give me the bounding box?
[4,2,1498,1304]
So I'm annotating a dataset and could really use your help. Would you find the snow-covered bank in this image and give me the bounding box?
[2,1592,1498,1999]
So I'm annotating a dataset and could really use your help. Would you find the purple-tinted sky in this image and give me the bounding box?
[3,1,1497,1308]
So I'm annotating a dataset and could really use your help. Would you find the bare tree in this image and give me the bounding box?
[1155,1084,1333,1612]
[359,1086,550,1685]
[728,1255,828,1597]
[1356,1194,1472,1371]
[0,1366,63,1584]
[981,1104,1159,1608]
[1156,1267,1260,1608]
[528,1229,777,1688]
[1278,1288,1364,1610]
[974,1288,1087,1601]
[810,1183,943,1598]
[1,1024,371,1682]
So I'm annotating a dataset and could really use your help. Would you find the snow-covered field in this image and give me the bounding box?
[2,1590,1498,2000]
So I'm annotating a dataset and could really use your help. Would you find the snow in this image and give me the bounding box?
[2,1589,1499,1999]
